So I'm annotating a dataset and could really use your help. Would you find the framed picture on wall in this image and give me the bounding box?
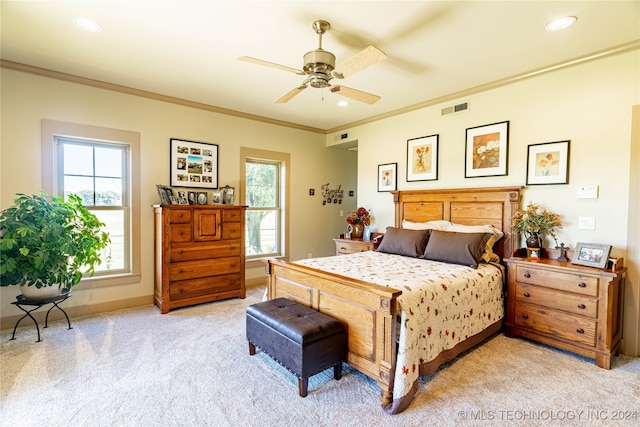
[378,163,397,192]
[526,140,570,185]
[407,134,439,182]
[170,138,219,189]
[465,121,509,178]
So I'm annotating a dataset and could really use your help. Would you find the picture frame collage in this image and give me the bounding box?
[157,138,235,206]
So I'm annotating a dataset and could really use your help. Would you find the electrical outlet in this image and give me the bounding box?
[307,253,313,258]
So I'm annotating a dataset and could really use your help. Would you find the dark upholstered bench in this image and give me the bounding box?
[246,297,346,397]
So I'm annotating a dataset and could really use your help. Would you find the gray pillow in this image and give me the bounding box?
[375,227,431,258]
[423,230,492,268]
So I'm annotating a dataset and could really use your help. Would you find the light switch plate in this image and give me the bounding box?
[578,216,596,230]
[577,185,598,199]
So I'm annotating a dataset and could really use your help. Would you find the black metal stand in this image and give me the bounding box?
[10,289,72,342]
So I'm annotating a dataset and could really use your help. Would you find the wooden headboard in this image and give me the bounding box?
[391,186,523,258]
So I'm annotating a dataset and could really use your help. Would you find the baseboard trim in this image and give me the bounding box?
[1,295,153,331]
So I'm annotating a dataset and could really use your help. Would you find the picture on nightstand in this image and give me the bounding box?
[571,242,611,269]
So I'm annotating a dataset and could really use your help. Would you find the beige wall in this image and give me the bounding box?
[328,50,640,356]
[2,48,638,356]
[0,68,357,323]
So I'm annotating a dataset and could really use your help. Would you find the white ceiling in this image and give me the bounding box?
[2,1,639,132]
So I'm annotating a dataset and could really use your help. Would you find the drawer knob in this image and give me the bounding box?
[523,292,531,298]
[524,272,531,278]
[578,304,586,310]
[178,288,183,293]
[522,314,529,319]
[578,282,587,288]
[576,328,585,334]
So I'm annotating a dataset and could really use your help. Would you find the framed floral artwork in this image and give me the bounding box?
[407,134,439,182]
[378,163,397,192]
[526,140,570,185]
[465,121,509,178]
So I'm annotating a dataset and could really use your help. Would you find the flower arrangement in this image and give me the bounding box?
[415,145,429,164]
[346,207,371,226]
[510,202,562,244]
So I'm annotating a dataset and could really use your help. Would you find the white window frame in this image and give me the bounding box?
[41,120,141,287]
[240,147,289,264]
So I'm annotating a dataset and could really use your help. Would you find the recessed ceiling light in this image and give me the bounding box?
[545,16,577,31]
[337,100,349,107]
[73,18,103,32]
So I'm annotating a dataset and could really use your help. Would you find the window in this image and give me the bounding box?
[56,138,129,274]
[241,148,289,261]
[42,120,141,287]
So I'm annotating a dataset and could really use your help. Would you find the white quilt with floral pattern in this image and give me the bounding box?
[293,251,504,413]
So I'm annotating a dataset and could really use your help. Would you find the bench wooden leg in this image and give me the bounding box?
[248,341,256,355]
[333,363,342,380]
[298,377,308,397]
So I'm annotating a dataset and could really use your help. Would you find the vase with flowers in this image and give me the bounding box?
[510,202,562,254]
[346,207,371,239]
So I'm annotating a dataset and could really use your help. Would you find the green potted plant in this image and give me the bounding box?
[510,201,562,249]
[0,192,110,299]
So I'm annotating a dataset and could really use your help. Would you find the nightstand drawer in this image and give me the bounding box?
[334,238,374,255]
[515,304,596,347]
[515,265,598,296]
[515,283,597,317]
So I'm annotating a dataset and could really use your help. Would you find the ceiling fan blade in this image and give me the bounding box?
[275,85,307,104]
[238,56,304,75]
[330,85,381,104]
[333,46,387,79]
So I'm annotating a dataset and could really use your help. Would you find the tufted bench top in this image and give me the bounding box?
[246,297,344,345]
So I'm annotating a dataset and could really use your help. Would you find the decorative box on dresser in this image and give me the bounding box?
[504,249,625,369]
[154,205,246,314]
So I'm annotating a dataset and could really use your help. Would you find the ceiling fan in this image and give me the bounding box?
[238,20,387,104]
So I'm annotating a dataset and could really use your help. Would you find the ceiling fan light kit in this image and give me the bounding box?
[239,19,386,104]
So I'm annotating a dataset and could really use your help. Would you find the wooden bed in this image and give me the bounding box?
[265,187,521,411]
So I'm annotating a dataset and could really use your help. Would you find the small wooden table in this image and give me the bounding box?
[10,289,72,342]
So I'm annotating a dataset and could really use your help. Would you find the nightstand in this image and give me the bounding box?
[504,250,625,369]
[333,237,374,255]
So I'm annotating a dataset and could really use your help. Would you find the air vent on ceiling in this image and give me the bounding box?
[441,101,469,116]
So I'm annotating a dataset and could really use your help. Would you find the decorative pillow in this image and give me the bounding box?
[375,227,431,258]
[448,223,504,263]
[423,230,492,268]
[402,220,452,231]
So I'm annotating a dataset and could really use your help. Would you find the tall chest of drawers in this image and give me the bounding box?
[504,254,625,369]
[154,205,246,313]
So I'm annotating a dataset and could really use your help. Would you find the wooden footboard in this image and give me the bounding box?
[265,259,402,403]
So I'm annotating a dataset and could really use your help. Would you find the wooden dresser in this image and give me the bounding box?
[504,251,625,369]
[153,205,246,313]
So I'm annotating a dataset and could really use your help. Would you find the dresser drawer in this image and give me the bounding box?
[515,265,598,296]
[515,303,596,347]
[169,224,192,243]
[222,223,242,240]
[169,209,191,224]
[515,282,598,317]
[168,257,241,281]
[170,240,241,262]
[223,209,242,222]
[169,273,242,300]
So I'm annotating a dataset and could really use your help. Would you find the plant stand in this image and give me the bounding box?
[10,289,72,342]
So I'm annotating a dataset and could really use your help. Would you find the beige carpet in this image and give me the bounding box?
[1,286,638,427]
